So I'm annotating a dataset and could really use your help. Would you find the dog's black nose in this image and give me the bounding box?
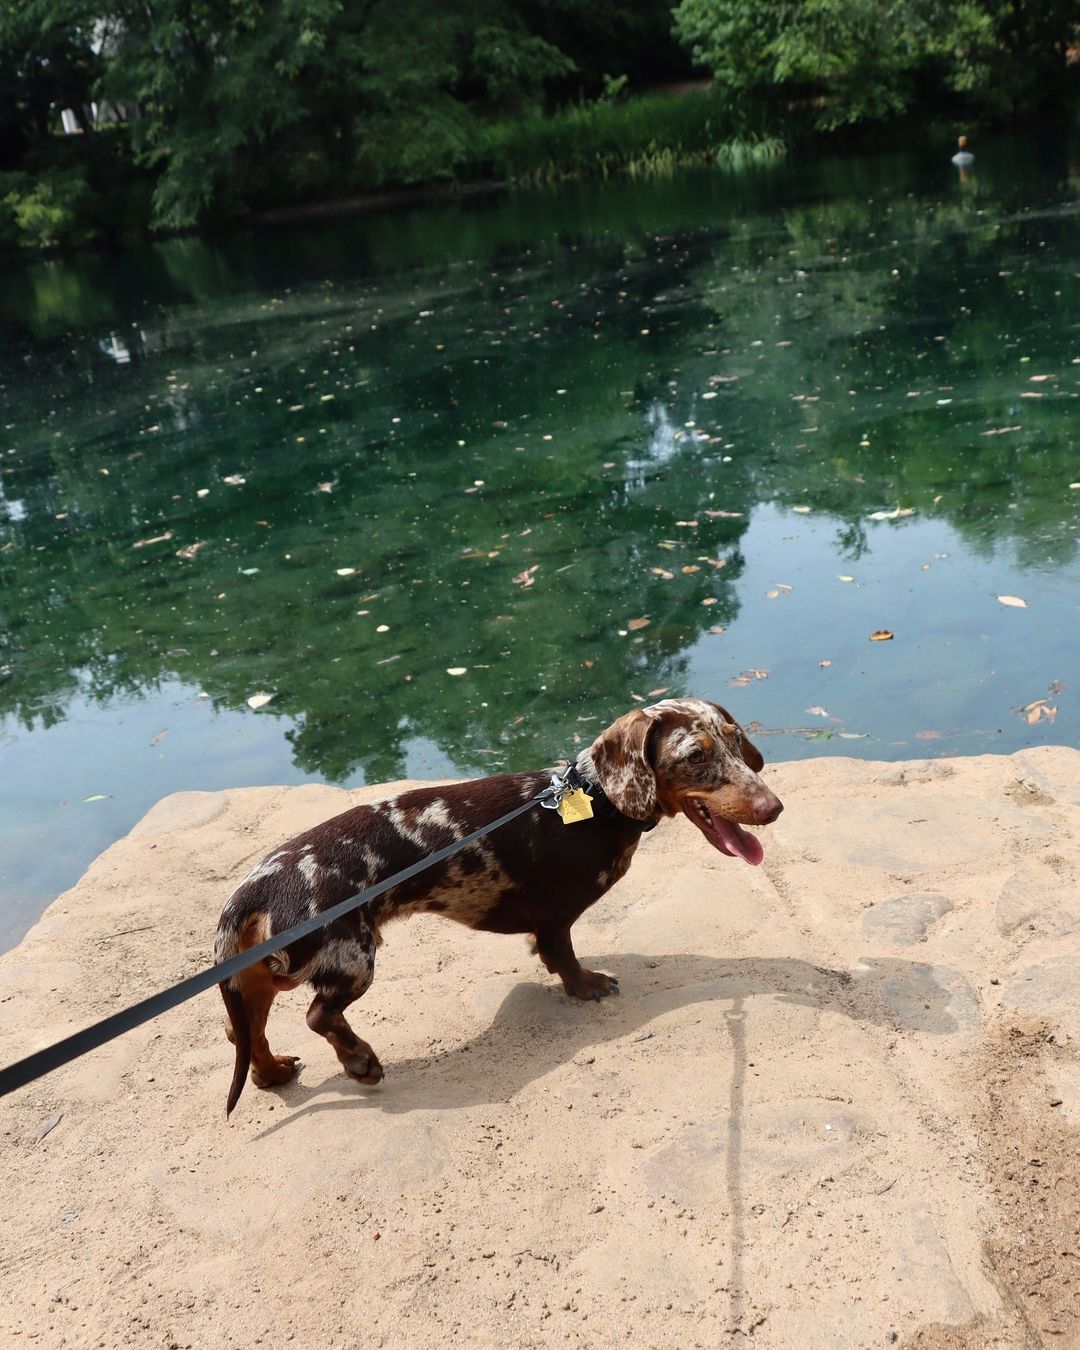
[753,793,783,825]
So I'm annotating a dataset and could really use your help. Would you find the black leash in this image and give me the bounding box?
[0,787,556,1100]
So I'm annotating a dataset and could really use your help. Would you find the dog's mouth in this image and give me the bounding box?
[684,799,765,866]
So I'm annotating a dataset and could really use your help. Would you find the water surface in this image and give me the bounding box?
[2,137,1079,949]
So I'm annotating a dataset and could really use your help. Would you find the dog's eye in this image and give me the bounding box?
[686,747,706,764]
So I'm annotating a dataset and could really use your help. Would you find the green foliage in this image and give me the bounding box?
[2,0,1080,249]
[0,167,95,250]
[470,88,773,184]
[673,0,1080,129]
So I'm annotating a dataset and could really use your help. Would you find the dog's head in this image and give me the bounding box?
[582,697,782,865]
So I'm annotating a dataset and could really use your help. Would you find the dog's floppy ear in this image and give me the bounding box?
[588,710,658,820]
[710,701,764,773]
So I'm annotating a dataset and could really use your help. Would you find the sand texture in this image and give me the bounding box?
[3,747,1080,1348]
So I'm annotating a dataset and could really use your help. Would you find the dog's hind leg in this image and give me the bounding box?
[305,937,383,1086]
[233,963,302,1088]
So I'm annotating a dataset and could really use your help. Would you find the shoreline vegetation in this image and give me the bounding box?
[2,89,789,255]
[3,0,1079,256]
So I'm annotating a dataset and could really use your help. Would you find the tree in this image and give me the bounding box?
[672,0,1080,129]
[0,0,103,161]
[102,0,577,229]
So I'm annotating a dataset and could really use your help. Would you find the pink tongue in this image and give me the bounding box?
[711,812,764,866]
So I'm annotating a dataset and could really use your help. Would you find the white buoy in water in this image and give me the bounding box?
[951,135,974,167]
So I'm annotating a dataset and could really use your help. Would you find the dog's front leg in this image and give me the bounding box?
[534,925,619,1001]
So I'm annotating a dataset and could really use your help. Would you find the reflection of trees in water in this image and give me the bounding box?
[0,227,760,782]
[686,180,1080,572]
[2,159,1079,781]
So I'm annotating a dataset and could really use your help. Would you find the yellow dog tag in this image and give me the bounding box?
[557,787,594,824]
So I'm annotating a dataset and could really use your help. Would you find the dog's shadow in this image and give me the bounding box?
[252,950,978,1137]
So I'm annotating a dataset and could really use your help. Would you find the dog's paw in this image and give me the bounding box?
[565,969,620,1002]
[343,1049,384,1086]
[251,1054,301,1088]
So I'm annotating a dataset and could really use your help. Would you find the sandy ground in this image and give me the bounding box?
[3,747,1080,1349]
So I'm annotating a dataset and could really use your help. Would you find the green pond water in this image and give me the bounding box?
[2,136,1079,951]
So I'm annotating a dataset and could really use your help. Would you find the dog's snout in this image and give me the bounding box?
[753,792,783,825]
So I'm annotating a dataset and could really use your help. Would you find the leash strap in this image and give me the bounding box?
[0,788,554,1099]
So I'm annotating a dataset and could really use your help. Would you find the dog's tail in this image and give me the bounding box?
[215,919,251,1118]
[219,977,251,1118]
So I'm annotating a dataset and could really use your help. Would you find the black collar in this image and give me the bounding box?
[564,762,659,832]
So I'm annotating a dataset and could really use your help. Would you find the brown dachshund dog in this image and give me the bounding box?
[215,697,782,1114]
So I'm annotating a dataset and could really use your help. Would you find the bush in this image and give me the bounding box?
[0,168,97,252]
[468,88,784,185]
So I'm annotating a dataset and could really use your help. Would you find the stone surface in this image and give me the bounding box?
[4,746,1080,1348]
[997,861,1080,938]
[1000,955,1080,1036]
[863,892,954,945]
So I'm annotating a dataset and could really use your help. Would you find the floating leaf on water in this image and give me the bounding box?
[704,509,743,519]
[700,557,727,570]
[997,595,1027,608]
[176,541,207,560]
[196,488,210,497]
[376,624,389,633]
[916,730,942,740]
[869,630,894,641]
[513,566,540,587]
[82,794,109,802]
[837,575,854,583]
[246,692,274,710]
[675,520,698,528]
[805,706,829,717]
[1014,697,1057,724]
[223,474,246,485]
[681,565,700,574]
[765,589,780,599]
[708,625,725,635]
[132,531,174,549]
[646,687,670,698]
[240,567,259,576]
[627,617,651,631]
[837,732,870,740]
[702,597,718,606]
[446,667,467,676]
[335,567,358,576]
[739,668,769,682]
[792,506,812,514]
[316,482,334,493]
[649,567,674,579]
